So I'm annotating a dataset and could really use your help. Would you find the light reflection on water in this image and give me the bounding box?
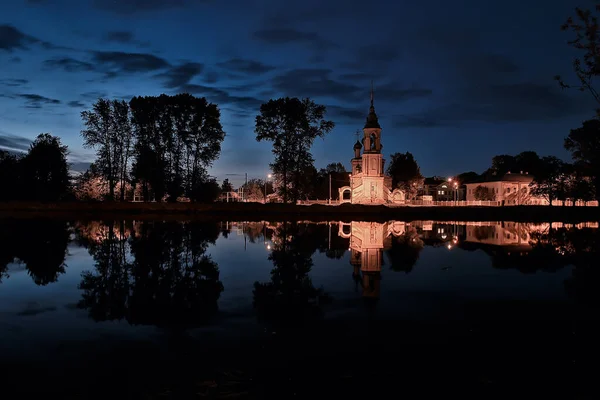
[0,219,598,357]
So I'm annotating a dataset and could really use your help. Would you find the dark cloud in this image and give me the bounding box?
[0,24,49,52]
[104,30,150,47]
[356,44,402,63]
[326,105,365,123]
[92,0,205,14]
[91,51,170,73]
[70,161,92,173]
[105,31,134,43]
[375,83,432,102]
[0,78,28,87]
[202,70,219,84]
[271,68,361,100]
[10,56,22,63]
[0,132,31,151]
[81,91,108,100]
[17,93,61,108]
[157,62,203,88]
[67,100,86,108]
[216,58,275,75]
[253,29,337,50]
[338,73,372,82]
[180,84,263,111]
[44,57,96,72]
[391,82,589,128]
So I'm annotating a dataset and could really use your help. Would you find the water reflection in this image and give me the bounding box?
[75,220,223,328]
[0,219,69,285]
[1,219,599,330]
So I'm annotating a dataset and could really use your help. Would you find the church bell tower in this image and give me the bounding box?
[361,82,384,177]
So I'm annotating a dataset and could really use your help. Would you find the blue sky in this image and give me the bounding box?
[0,0,595,186]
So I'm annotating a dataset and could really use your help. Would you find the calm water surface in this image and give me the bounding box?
[1,219,598,397]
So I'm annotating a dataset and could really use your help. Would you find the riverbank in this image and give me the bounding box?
[0,201,599,222]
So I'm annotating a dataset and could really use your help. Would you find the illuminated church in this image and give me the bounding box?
[338,87,405,204]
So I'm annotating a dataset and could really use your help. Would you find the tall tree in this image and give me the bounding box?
[556,2,600,115]
[130,94,225,202]
[255,97,334,203]
[221,178,233,193]
[529,156,566,206]
[386,152,424,200]
[565,118,600,203]
[21,134,70,201]
[81,98,132,201]
[0,150,21,201]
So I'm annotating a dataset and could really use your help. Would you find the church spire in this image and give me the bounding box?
[364,80,380,129]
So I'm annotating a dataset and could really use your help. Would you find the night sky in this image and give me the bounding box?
[0,0,594,186]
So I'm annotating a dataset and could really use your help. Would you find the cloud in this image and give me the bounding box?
[0,24,52,52]
[326,105,365,123]
[253,28,337,50]
[180,84,263,111]
[157,62,203,88]
[0,132,32,151]
[81,91,108,100]
[271,68,361,100]
[0,78,28,87]
[391,82,589,128]
[104,30,150,47]
[44,57,96,72]
[216,58,276,75]
[356,44,402,63]
[67,100,86,108]
[92,0,204,14]
[17,93,61,109]
[91,51,170,73]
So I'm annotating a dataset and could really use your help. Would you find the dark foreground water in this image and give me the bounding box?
[0,219,598,398]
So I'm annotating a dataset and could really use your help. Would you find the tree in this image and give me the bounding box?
[386,152,424,200]
[255,97,334,204]
[529,156,566,206]
[473,185,496,201]
[564,118,600,203]
[456,171,480,184]
[130,94,225,202]
[0,150,21,201]
[556,2,600,115]
[21,134,70,201]
[221,178,233,193]
[74,163,107,201]
[81,99,132,201]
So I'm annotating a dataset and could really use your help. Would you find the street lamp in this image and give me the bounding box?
[264,174,272,203]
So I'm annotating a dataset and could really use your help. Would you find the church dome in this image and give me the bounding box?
[353,140,362,149]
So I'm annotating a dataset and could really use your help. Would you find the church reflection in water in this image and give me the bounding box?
[338,221,409,303]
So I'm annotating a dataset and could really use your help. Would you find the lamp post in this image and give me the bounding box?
[264,174,272,203]
[454,181,459,206]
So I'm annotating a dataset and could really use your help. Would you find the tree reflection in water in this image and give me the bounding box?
[253,221,332,329]
[385,226,424,273]
[76,220,223,328]
[0,219,69,285]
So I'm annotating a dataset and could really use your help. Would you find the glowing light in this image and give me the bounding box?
[448,178,453,182]
[267,174,272,178]
[267,244,271,250]
[447,244,452,250]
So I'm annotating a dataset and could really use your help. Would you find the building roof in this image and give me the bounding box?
[354,140,362,149]
[364,82,381,129]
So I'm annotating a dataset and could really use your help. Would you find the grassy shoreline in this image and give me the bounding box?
[1,201,599,222]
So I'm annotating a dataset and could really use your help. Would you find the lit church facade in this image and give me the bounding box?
[338,90,405,205]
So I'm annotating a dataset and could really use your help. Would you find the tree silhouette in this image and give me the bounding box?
[529,156,566,206]
[564,119,600,203]
[129,94,225,202]
[556,3,600,115]
[81,99,133,201]
[0,150,21,202]
[255,97,334,203]
[387,152,424,200]
[21,134,70,201]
